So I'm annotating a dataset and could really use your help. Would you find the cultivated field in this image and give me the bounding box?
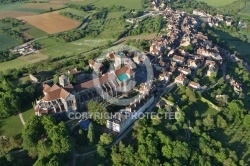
[0,2,68,19]
[0,33,20,50]
[196,0,236,7]
[18,12,81,34]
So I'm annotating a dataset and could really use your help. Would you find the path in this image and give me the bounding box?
[18,112,25,125]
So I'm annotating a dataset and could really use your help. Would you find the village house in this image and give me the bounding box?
[178,67,191,75]
[174,73,189,86]
[187,59,202,70]
[193,9,206,17]
[172,55,185,65]
[107,95,154,132]
[189,81,201,90]
[159,71,172,83]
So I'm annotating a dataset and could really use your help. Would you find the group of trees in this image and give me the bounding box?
[49,29,85,42]
[60,12,86,22]
[127,39,150,51]
[1,17,23,27]
[122,9,144,19]
[22,116,74,165]
[0,76,41,118]
[67,4,96,12]
[0,28,25,42]
[0,51,20,63]
[128,16,163,36]
[92,8,108,20]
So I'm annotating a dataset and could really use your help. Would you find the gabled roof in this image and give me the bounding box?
[42,87,69,101]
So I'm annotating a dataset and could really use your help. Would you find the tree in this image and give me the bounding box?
[216,115,227,129]
[97,145,107,157]
[243,115,250,128]
[87,123,95,143]
[87,100,107,125]
[99,133,113,145]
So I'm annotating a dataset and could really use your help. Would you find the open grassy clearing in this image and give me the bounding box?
[38,37,112,57]
[0,33,20,50]
[19,23,48,38]
[72,0,143,9]
[238,0,250,19]
[18,11,81,34]
[125,33,157,40]
[196,0,237,7]
[21,3,64,10]
[107,11,127,19]
[0,58,31,72]
[0,114,23,137]
[19,52,48,63]
[214,29,250,56]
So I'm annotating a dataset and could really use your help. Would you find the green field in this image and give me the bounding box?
[19,23,48,38]
[238,0,250,19]
[0,33,20,50]
[214,29,250,56]
[196,0,237,7]
[73,0,143,9]
[0,114,23,137]
[38,37,112,57]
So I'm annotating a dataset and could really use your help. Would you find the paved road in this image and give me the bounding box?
[18,112,25,125]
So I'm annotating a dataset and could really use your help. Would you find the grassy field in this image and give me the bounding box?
[0,58,31,72]
[38,37,112,57]
[0,2,67,19]
[238,0,250,19]
[0,33,20,50]
[73,0,143,9]
[19,23,48,38]
[0,114,23,137]
[196,0,237,7]
[214,29,250,56]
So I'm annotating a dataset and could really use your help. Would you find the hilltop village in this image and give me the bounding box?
[33,5,243,133]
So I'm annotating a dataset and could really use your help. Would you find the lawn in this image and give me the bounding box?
[0,58,31,72]
[38,37,113,57]
[0,33,20,50]
[72,0,143,9]
[22,107,35,122]
[0,114,23,137]
[196,0,236,7]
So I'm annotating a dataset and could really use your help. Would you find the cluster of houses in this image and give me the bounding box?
[193,9,233,27]
[11,44,36,56]
[147,8,227,90]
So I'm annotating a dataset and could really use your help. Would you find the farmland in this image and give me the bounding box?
[0,33,20,50]
[0,2,67,19]
[196,0,237,7]
[18,11,81,34]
